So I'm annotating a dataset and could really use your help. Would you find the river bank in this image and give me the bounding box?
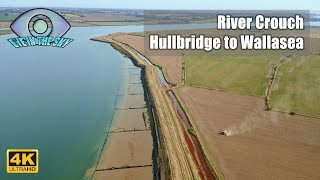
[93,34,222,179]
[89,42,154,179]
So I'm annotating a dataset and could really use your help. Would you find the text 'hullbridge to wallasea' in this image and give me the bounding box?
[149,14,306,51]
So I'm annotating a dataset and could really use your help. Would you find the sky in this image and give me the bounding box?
[0,0,319,10]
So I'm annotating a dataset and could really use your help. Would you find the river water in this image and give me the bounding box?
[0,26,143,180]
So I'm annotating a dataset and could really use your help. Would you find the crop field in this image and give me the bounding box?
[108,26,320,180]
[0,22,10,28]
[177,86,320,180]
[185,55,280,96]
[104,29,320,180]
[270,55,320,117]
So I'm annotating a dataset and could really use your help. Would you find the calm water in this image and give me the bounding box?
[0,26,142,180]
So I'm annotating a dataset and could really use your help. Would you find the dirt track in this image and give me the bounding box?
[178,86,320,180]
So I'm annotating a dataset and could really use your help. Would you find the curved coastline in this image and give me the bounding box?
[91,34,223,180]
[89,38,155,180]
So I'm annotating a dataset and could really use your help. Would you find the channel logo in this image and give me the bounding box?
[7,149,39,173]
[8,8,73,48]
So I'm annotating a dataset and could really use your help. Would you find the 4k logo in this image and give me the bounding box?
[7,149,39,173]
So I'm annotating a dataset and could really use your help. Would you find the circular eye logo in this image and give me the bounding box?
[33,19,48,34]
[8,8,73,48]
[29,14,52,36]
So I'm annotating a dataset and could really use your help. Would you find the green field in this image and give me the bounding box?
[185,55,280,96]
[270,55,320,117]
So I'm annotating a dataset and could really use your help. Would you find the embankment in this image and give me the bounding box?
[93,35,204,179]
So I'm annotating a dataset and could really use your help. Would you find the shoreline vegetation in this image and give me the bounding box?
[91,34,224,179]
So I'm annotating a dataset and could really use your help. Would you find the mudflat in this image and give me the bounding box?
[117,94,146,109]
[92,54,153,179]
[178,86,320,180]
[93,166,153,180]
[97,131,153,169]
[110,109,149,132]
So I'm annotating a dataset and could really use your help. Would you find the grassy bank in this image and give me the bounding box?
[270,55,320,117]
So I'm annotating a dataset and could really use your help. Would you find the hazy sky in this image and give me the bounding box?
[0,0,318,10]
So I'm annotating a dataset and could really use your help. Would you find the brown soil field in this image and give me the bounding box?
[0,29,12,35]
[307,38,320,54]
[93,166,153,180]
[310,28,320,38]
[0,22,11,28]
[113,34,183,85]
[178,86,320,180]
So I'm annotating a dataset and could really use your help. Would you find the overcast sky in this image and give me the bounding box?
[0,0,319,10]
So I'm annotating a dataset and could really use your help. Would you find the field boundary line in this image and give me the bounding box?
[182,56,187,85]
[271,108,320,119]
[185,84,264,98]
[264,54,292,110]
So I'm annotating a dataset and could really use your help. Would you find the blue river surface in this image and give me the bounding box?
[0,26,144,180]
